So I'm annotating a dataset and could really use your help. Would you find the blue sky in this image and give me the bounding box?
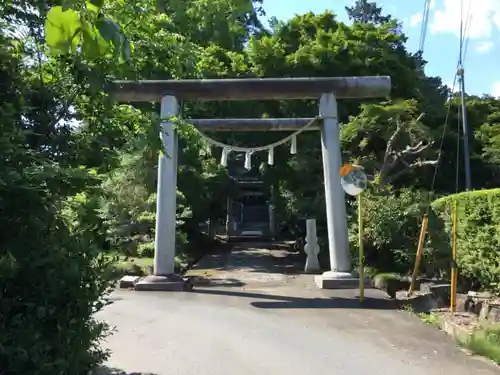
[260,0,500,97]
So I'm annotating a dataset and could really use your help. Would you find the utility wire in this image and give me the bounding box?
[418,0,431,53]
[459,0,464,65]
[459,0,472,67]
[456,0,468,194]
[426,0,472,204]
[427,72,458,207]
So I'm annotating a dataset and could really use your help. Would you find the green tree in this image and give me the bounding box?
[0,25,113,375]
[341,100,438,187]
[345,0,392,25]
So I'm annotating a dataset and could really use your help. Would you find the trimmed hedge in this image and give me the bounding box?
[432,189,500,293]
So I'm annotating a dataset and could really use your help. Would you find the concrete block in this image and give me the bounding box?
[134,274,188,291]
[119,275,140,289]
[439,314,475,343]
[315,272,370,289]
[480,302,500,322]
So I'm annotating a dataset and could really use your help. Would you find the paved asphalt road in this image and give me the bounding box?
[96,285,499,375]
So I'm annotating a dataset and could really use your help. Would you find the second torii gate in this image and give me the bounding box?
[110,76,391,290]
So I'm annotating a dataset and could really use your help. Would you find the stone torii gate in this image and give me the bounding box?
[111,77,391,290]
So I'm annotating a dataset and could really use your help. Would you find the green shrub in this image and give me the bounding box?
[137,241,155,258]
[0,158,114,374]
[432,189,500,293]
[0,50,113,370]
[363,266,380,279]
[349,188,448,276]
[98,148,194,258]
[60,188,109,249]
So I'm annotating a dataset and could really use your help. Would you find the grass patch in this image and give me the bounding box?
[418,312,441,328]
[105,233,223,279]
[465,325,500,365]
[115,256,154,273]
[413,309,500,366]
[110,255,153,278]
[108,253,187,279]
[404,304,441,329]
[373,272,402,282]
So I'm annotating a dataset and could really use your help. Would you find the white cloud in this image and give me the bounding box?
[430,0,500,40]
[409,12,423,27]
[476,41,495,52]
[409,1,436,28]
[491,81,500,97]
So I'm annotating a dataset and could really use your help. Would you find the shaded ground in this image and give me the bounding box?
[94,367,157,375]
[185,241,306,285]
[97,242,499,375]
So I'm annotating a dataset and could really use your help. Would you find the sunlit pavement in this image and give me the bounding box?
[96,280,498,375]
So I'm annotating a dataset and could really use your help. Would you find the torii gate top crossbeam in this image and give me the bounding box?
[110,76,391,102]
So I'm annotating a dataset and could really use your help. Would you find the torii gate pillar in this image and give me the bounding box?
[135,95,185,291]
[315,93,355,288]
[154,96,179,276]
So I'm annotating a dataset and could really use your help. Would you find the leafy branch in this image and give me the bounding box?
[44,0,131,61]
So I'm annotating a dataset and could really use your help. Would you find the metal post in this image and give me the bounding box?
[154,95,179,276]
[225,197,231,237]
[358,194,365,302]
[315,93,357,289]
[269,186,277,239]
[458,67,472,190]
[268,204,276,239]
[450,200,458,312]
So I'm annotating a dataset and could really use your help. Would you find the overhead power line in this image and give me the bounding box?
[418,0,431,54]
[457,0,472,190]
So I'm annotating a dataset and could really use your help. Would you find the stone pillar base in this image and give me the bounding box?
[134,274,189,291]
[315,271,370,289]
